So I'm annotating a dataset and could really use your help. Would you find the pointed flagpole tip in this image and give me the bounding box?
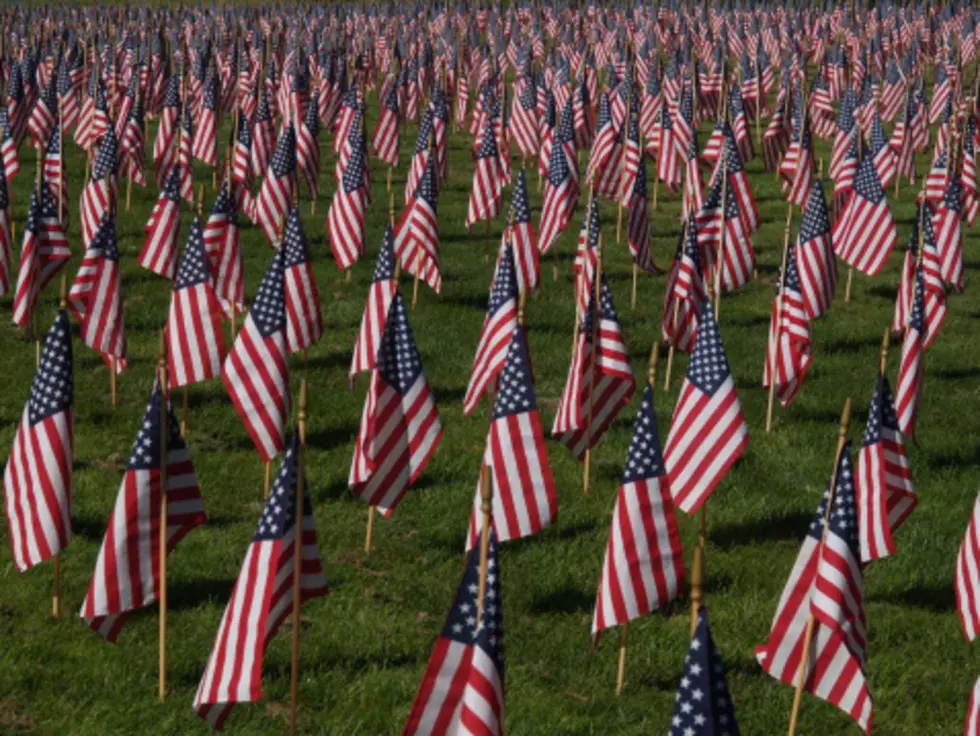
[880,328,890,375]
[157,329,166,366]
[838,397,852,437]
[648,342,659,388]
[59,274,67,310]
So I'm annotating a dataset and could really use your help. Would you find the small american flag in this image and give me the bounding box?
[507,168,538,293]
[625,130,658,274]
[592,384,684,639]
[586,93,621,200]
[657,97,681,193]
[893,207,947,347]
[858,373,915,563]
[868,113,897,190]
[958,494,980,643]
[119,88,146,187]
[350,224,399,383]
[510,78,538,158]
[153,75,180,186]
[194,436,328,730]
[0,155,9,295]
[296,97,321,201]
[464,323,557,551]
[394,153,442,295]
[222,249,289,462]
[664,302,748,514]
[895,268,926,442]
[372,84,400,166]
[57,62,79,135]
[255,123,297,247]
[662,217,706,355]
[250,87,275,179]
[933,172,965,293]
[3,310,73,573]
[538,125,577,254]
[326,123,368,271]
[139,163,183,280]
[796,181,836,321]
[402,531,504,736]
[191,75,218,167]
[42,125,70,228]
[80,379,206,642]
[763,239,812,408]
[756,445,872,732]
[0,103,20,180]
[27,74,58,150]
[670,607,740,736]
[13,184,70,329]
[465,117,504,227]
[967,677,980,735]
[166,216,227,388]
[349,292,443,516]
[282,208,323,353]
[833,153,898,277]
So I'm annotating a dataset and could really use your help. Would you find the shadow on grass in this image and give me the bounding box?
[306,423,359,453]
[933,366,980,381]
[822,335,881,354]
[710,510,812,550]
[528,585,594,615]
[167,576,238,611]
[869,583,956,613]
[868,283,898,301]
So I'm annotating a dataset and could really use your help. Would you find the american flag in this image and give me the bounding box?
[538,126,577,254]
[967,677,980,735]
[118,90,146,187]
[552,274,635,460]
[763,240,812,408]
[405,108,434,203]
[858,373,915,563]
[510,78,538,158]
[625,136,658,274]
[296,97,321,201]
[372,84,400,166]
[796,181,836,321]
[350,224,399,383]
[657,98,681,193]
[933,173,965,293]
[250,87,274,178]
[153,75,180,186]
[231,114,256,221]
[0,103,20,180]
[958,494,980,643]
[349,292,443,517]
[166,216,227,388]
[282,208,323,353]
[80,380,206,642]
[12,183,71,329]
[80,126,118,249]
[27,74,58,150]
[204,179,246,317]
[464,322,557,551]
[892,208,947,348]
[3,311,73,573]
[868,113,897,190]
[728,82,754,163]
[586,93,621,200]
[764,86,790,172]
[696,176,756,295]
[670,607,740,736]
[781,115,815,207]
[194,436,328,730]
[720,126,761,235]
[42,125,70,227]
[664,302,748,514]
[466,116,504,227]
[463,243,518,415]
[537,90,556,181]
[255,123,296,247]
[662,217,706,355]
[830,88,857,183]
[895,269,925,442]
[506,168,538,293]
[394,153,442,295]
[0,155,8,295]
[177,107,198,202]
[222,249,289,463]
[57,61,79,134]
[191,76,218,167]
[139,164,183,280]
[402,531,504,736]
[833,153,898,277]
[755,445,873,733]
[327,125,368,271]
[592,384,685,639]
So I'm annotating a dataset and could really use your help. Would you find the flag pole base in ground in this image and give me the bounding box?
[264,461,272,499]
[689,543,704,636]
[365,507,375,554]
[845,266,853,302]
[52,554,61,617]
[615,623,629,696]
[158,331,169,703]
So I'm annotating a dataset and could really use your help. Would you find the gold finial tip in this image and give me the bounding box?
[839,397,852,433]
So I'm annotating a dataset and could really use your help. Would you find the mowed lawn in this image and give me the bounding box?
[1,84,979,735]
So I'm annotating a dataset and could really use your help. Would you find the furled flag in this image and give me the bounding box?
[696,175,756,295]
[372,84,400,166]
[0,103,19,180]
[175,105,195,203]
[255,123,297,247]
[194,436,328,729]
[79,379,206,641]
[0,154,8,294]
[119,88,146,187]
[763,240,812,407]
[296,97,321,201]
[139,164,183,280]
[464,322,557,551]
[222,249,289,462]
[204,179,246,318]
[957,494,980,643]
[858,373,915,563]
[326,122,368,271]
[350,224,399,383]
[538,126,577,254]
[250,87,275,178]
[466,117,504,227]
[506,167,538,293]
[80,126,118,249]
[3,311,73,573]
[231,113,256,222]
[552,274,635,460]
[191,76,218,167]
[166,216,226,387]
[586,93,621,199]
[833,153,898,276]
[464,244,519,415]
[967,676,980,735]
[282,208,323,353]
[27,73,58,150]
[892,207,946,347]
[796,180,836,321]
[895,269,926,442]
[153,75,180,186]
[592,383,684,639]
[657,98,682,193]
[510,78,538,158]
[349,292,442,516]
[867,113,897,190]
[662,217,706,355]
[625,132,658,274]
[664,302,748,514]
[394,152,442,295]
[756,445,872,733]
[57,62,79,135]
[402,531,504,736]
[933,172,965,293]
[780,115,815,207]
[42,122,70,228]
[13,183,70,328]
[669,607,740,736]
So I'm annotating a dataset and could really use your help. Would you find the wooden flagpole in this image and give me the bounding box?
[57,95,64,223]
[158,330,170,702]
[845,118,863,303]
[663,217,689,392]
[894,82,911,200]
[265,209,290,500]
[787,397,852,736]
[582,233,604,495]
[288,378,308,736]
[476,462,493,622]
[713,134,728,316]
[51,275,68,617]
[616,341,660,696]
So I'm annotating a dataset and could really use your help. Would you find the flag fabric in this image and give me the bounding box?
[552,274,635,460]
[222,249,289,462]
[756,445,872,733]
[79,377,206,641]
[967,677,980,736]
[326,124,368,271]
[506,168,538,293]
[350,225,399,383]
[139,164,183,280]
[763,240,812,408]
[0,156,9,295]
[592,384,684,639]
[933,173,965,293]
[42,125,70,227]
[255,123,296,247]
[12,183,70,328]
[349,292,442,517]
[250,88,275,178]
[191,78,218,167]
[796,180,836,321]
[465,117,504,227]
[895,269,926,442]
[204,180,246,317]
[3,311,73,573]
[372,84,400,166]
[194,436,328,730]
[833,154,898,277]
[68,213,127,372]
[538,128,577,254]
[166,216,227,388]
[664,302,748,514]
[282,208,323,353]
[464,323,557,551]
[463,245,518,415]
[858,373,915,563]
[80,127,118,249]
[119,90,146,187]
[669,606,740,736]
[402,531,504,736]
[153,75,180,186]
[394,153,442,295]
[892,207,947,348]
[662,217,706,355]
[0,103,20,181]
[957,494,980,644]
[296,97,321,201]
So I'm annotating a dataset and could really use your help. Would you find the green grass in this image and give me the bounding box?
[1,93,978,735]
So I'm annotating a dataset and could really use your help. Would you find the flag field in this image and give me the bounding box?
[2,92,980,735]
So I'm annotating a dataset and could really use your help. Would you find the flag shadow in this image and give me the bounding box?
[709,510,812,551]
